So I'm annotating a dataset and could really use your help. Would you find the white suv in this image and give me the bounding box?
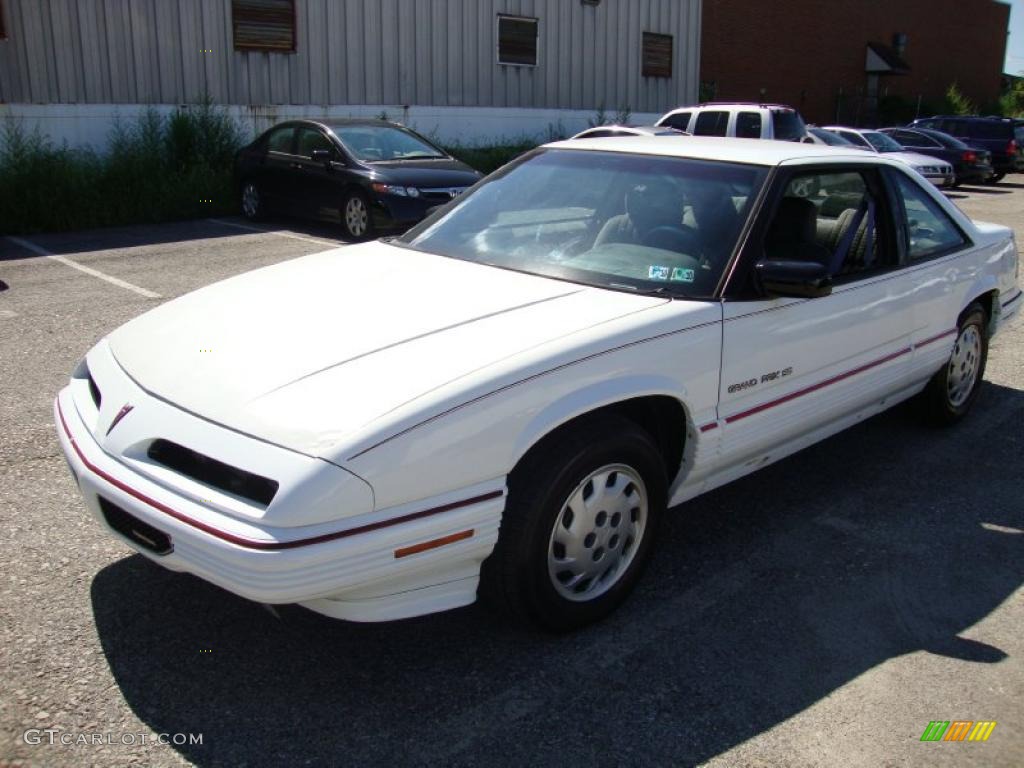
[656,102,808,141]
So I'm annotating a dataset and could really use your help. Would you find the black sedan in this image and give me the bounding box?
[236,119,483,239]
[879,127,994,186]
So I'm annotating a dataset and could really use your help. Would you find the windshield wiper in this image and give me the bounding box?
[605,283,678,298]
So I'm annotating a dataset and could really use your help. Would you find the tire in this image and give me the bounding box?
[987,173,1006,184]
[481,414,667,632]
[340,190,374,240]
[240,180,266,221]
[917,303,988,426]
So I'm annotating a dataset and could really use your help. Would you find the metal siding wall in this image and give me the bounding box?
[0,0,698,111]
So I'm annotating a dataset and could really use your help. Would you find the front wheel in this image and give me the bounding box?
[917,303,988,425]
[986,173,1006,184]
[481,414,667,631]
[340,191,374,240]
[241,180,266,221]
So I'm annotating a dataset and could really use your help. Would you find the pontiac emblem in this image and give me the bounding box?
[106,404,134,436]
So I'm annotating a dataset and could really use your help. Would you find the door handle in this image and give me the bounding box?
[290,162,303,170]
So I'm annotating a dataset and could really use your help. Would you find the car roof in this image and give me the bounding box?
[572,125,683,138]
[544,135,878,166]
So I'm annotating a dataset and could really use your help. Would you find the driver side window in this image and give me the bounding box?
[765,171,890,280]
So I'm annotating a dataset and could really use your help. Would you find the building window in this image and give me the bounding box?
[497,15,538,67]
[232,0,296,52]
[642,33,673,78]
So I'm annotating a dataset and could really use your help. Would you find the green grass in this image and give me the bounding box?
[0,101,246,235]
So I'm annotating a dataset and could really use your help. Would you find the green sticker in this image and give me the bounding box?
[671,267,695,283]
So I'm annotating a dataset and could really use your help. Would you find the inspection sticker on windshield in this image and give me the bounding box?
[671,267,695,282]
[648,265,671,280]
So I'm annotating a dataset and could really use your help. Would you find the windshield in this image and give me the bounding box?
[863,131,906,153]
[398,149,767,298]
[328,125,447,162]
[810,127,855,146]
[772,110,807,141]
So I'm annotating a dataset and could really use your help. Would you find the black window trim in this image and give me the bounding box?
[0,0,7,40]
[883,167,973,265]
[496,13,539,68]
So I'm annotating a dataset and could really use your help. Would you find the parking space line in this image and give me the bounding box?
[6,236,162,299]
[206,218,343,248]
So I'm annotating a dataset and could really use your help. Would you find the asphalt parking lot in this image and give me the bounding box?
[1,185,1022,767]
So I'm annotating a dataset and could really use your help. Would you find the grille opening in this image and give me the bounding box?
[98,497,173,555]
[147,439,279,507]
[87,373,102,409]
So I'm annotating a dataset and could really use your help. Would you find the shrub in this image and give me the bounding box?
[0,101,246,235]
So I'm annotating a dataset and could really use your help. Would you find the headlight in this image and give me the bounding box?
[371,182,417,197]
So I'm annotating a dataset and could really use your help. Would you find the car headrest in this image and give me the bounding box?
[767,197,818,245]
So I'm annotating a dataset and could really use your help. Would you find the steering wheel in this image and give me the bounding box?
[642,225,702,256]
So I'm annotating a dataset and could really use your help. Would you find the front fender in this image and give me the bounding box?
[511,374,690,465]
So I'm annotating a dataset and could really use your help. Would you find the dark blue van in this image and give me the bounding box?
[910,116,1024,181]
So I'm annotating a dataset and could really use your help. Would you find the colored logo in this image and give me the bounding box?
[920,720,996,742]
[105,404,134,436]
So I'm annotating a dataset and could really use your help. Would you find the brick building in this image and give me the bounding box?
[700,0,1011,126]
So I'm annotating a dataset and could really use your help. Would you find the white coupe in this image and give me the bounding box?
[56,138,1021,631]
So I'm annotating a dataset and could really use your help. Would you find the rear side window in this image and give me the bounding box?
[661,111,691,131]
[266,127,294,154]
[838,130,870,148]
[297,128,333,157]
[693,111,729,136]
[894,174,966,260]
[894,130,939,148]
[970,121,1010,140]
[771,110,806,141]
[939,119,964,136]
[735,112,762,139]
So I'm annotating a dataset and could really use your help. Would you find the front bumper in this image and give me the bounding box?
[55,366,504,621]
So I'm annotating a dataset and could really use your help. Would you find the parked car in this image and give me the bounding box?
[571,125,688,139]
[805,126,868,147]
[235,119,483,239]
[822,126,955,187]
[57,137,1020,631]
[656,103,807,141]
[877,127,994,187]
[910,115,1024,182]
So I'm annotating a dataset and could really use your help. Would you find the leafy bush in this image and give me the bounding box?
[998,79,1024,118]
[0,101,246,235]
[943,83,977,116]
[442,139,538,174]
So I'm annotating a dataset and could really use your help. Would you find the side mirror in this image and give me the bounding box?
[311,149,333,164]
[755,259,832,298]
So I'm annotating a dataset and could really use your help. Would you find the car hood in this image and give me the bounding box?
[107,242,666,456]
[886,151,952,169]
[371,159,482,186]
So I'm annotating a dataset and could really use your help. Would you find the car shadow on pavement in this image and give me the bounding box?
[953,185,1012,195]
[90,382,1024,766]
[1,216,349,262]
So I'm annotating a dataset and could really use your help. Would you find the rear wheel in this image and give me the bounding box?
[481,414,667,631]
[917,303,988,425]
[986,173,1006,184]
